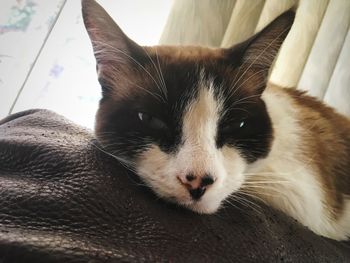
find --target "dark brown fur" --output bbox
[282,87,350,218]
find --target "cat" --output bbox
[82,0,350,241]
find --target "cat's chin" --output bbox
[182,199,222,214]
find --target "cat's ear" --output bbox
[225,11,295,94]
[82,0,144,92]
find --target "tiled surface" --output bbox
[0,0,66,118]
[11,0,100,128]
[1,0,173,128]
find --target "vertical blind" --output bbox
[160,0,350,117]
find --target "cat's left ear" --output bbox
[82,0,145,93]
[224,11,295,94]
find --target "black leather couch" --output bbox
[0,110,349,262]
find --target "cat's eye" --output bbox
[138,112,168,130]
[222,120,246,134]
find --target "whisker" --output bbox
[142,46,168,100]
[92,40,166,102]
[228,193,262,215]
[155,47,168,99]
[236,190,268,205]
[226,68,267,103]
[230,26,291,94]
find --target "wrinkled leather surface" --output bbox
[0,110,349,262]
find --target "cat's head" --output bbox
[82,0,294,213]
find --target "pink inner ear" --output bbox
[227,12,294,65]
[82,0,150,99]
[223,11,294,95]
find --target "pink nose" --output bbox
[177,173,215,200]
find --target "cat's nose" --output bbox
[189,187,206,200]
[179,173,215,187]
[177,173,215,199]
[201,175,215,186]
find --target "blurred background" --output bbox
[0,0,173,128]
[1,0,349,129]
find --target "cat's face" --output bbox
[82,0,294,213]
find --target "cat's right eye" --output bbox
[222,120,247,134]
[137,112,168,131]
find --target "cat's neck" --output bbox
[246,85,350,240]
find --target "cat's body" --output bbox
[82,0,350,240]
[254,85,350,240]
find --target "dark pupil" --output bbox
[223,121,245,133]
[140,113,166,130]
[142,113,152,122]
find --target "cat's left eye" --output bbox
[222,120,246,134]
[138,112,168,130]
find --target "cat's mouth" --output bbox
[157,186,219,214]
[164,180,221,214]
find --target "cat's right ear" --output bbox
[224,11,294,95]
[82,0,144,93]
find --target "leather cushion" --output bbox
[0,109,349,262]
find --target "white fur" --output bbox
[251,87,350,240]
[136,79,349,240]
[137,78,246,214]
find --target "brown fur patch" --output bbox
[145,46,224,61]
[274,85,350,219]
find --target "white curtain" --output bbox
[160,0,350,117]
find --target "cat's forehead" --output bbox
[136,46,255,106]
[138,46,236,88]
[102,46,259,116]
[144,46,225,62]
[141,45,253,93]
[102,44,260,113]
